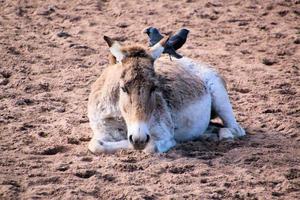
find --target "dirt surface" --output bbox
[1,0,300,199]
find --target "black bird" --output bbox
[143,27,163,47]
[168,28,189,51]
[143,27,189,59]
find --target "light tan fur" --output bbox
[89,45,206,122]
[155,58,206,110]
[88,36,245,153]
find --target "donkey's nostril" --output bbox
[129,135,134,144]
[146,134,150,143]
[128,134,150,146]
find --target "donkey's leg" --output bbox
[142,137,176,153]
[88,127,131,154]
[88,138,131,154]
[88,120,129,154]
[208,76,246,140]
[143,119,177,153]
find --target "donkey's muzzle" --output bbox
[129,134,150,150]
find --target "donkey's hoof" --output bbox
[88,139,106,154]
[219,128,235,141]
[143,146,157,154]
[232,124,246,137]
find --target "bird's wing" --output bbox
[149,34,163,46]
[164,46,183,59]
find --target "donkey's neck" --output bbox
[91,64,123,119]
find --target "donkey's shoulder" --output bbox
[91,63,122,92]
[155,57,206,110]
[89,63,123,109]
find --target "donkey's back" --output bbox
[154,56,222,141]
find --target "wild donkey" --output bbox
[88,36,245,154]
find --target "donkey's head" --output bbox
[104,35,169,150]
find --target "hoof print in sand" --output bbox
[120,157,137,163]
[101,174,116,182]
[262,58,277,65]
[167,165,194,174]
[243,156,260,165]
[15,98,34,106]
[67,137,80,145]
[285,168,300,180]
[74,170,97,179]
[40,146,67,155]
[113,163,143,172]
[56,164,69,172]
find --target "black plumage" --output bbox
[143,27,163,47]
[143,27,190,59]
[163,44,183,59]
[168,28,189,51]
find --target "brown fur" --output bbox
[118,46,156,122]
[89,63,122,110]
[108,54,117,65]
[91,44,206,125]
[155,57,206,110]
[121,45,153,59]
[108,45,152,65]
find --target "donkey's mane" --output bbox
[121,45,151,59]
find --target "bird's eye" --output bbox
[121,86,129,93]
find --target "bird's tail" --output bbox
[165,47,183,59]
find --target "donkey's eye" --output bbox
[150,86,157,93]
[121,86,129,93]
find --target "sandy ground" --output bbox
[0,0,300,199]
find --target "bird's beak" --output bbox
[142,27,150,34]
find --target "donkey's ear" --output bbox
[103,36,124,62]
[149,35,170,60]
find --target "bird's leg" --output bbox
[169,54,173,61]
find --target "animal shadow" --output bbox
[169,124,251,161]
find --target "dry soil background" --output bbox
[0,0,300,199]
